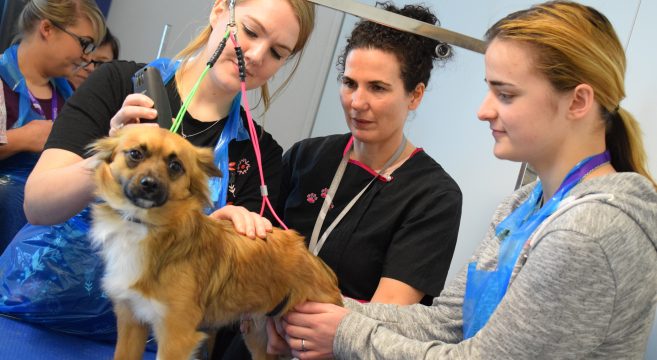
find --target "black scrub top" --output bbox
[280,134,462,305]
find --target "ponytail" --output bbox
[605,107,656,190]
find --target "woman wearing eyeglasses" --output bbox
[0,0,106,251]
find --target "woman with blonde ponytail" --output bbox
[266,2,657,359]
[1,0,315,343]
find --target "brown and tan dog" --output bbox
[88,126,342,360]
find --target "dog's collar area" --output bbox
[110,207,146,225]
[124,215,145,225]
[266,293,291,318]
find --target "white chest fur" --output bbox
[90,216,166,324]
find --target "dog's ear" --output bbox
[196,147,222,179]
[86,136,120,166]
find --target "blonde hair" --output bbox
[485,1,655,190]
[175,0,315,112]
[18,0,106,45]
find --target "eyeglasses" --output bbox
[51,22,96,55]
[81,59,107,68]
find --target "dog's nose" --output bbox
[140,176,159,193]
[124,175,168,208]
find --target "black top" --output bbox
[46,60,282,213]
[279,134,462,305]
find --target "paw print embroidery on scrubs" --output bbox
[237,158,250,175]
[307,190,334,208]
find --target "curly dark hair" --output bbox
[336,1,453,92]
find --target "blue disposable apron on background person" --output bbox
[0,44,74,249]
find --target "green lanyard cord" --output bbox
[169,29,231,134]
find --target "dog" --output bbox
[89,126,342,360]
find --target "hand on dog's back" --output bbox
[209,205,273,240]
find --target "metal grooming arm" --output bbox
[307,0,486,54]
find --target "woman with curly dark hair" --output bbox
[279,1,462,307]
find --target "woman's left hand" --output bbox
[209,205,273,239]
[282,302,349,359]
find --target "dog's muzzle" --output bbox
[124,174,169,208]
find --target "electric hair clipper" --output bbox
[132,66,173,129]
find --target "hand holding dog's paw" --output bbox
[209,205,273,239]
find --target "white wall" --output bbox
[310,1,656,358]
[106,0,211,62]
[624,1,657,356]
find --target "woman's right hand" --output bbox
[209,205,273,239]
[108,93,159,136]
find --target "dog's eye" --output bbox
[126,149,144,162]
[168,160,184,175]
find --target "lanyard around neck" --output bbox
[26,86,57,120]
[0,45,72,127]
[308,136,407,256]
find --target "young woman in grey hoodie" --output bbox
[268,1,657,359]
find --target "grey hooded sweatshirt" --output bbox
[335,173,657,359]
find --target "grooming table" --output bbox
[0,315,156,359]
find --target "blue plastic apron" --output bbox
[462,151,611,339]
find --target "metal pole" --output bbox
[307,0,486,54]
[156,24,171,58]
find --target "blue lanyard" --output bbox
[462,151,611,339]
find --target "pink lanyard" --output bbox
[308,136,407,256]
